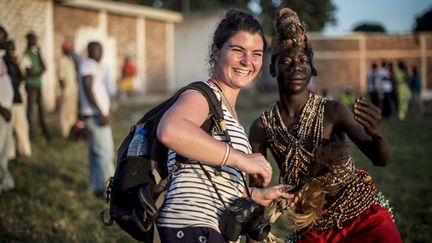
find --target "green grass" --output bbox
[0,92,431,242]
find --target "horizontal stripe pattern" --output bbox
[157,81,252,231]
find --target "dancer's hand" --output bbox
[251,184,298,207]
[353,97,384,138]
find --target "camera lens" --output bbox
[244,215,271,241]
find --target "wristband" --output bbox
[220,143,230,167]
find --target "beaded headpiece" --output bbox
[271,8,317,76]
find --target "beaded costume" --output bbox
[261,94,395,237]
[262,6,401,243]
[262,92,326,186]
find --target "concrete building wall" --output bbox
[174,13,222,89]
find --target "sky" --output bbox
[323,0,432,35]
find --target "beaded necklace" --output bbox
[210,79,239,121]
[261,93,327,185]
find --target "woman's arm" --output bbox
[157,91,273,185]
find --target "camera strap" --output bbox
[198,153,252,210]
[196,85,253,208]
[198,162,228,209]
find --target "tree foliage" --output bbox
[261,0,337,33]
[413,7,432,32]
[353,23,386,33]
[113,0,337,34]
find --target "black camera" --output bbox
[219,197,271,241]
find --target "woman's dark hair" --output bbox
[208,9,267,74]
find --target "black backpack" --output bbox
[100,81,228,242]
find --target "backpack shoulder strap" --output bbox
[179,81,223,118]
[179,81,230,141]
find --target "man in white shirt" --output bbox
[379,61,395,117]
[367,63,381,108]
[79,41,114,198]
[0,25,15,194]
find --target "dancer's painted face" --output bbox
[271,47,312,94]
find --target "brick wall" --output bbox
[52,4,173,94]
[426,37,432,50]
[311,39,359,51]
[0,0,56,109]
[366,35,419,50]
[308,33,432,97]
[0,0,49,55]
[313,59,360,94]
[107,13,137,78]
[145,19,167,93]
[261,33,432,98]
[53,5,98,64]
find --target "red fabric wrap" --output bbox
[299,203,402,243]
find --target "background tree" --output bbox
[114,0,337,34]
[413,7,432,32]
[260,0,336,34]
[353,22,386,33]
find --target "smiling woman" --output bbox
[155,9,297,243]
[211,31,263,92]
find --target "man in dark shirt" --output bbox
[3,40,31,157]
[22,31,50,140]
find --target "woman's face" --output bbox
[271,47,312,95]
[212,31,264,89]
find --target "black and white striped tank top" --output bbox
[156,81,252,231]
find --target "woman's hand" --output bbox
[353,97,384,139]
[251,184,298,207]
[232,152,273,186]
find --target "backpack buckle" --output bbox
[105,177,114,203]
[100,209,113,226]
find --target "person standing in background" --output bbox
[409,65,423,118]
[388,62,399,114]
[367,63,381,109]
[79,41,114,198]
[118,56,138,103]
[379,61,394,118]
[3,40,32,158]
[21,31,51,140]
[340,86,356,110]
[0,25,15,194]
[58,41,78,138]
[394,60,412,121]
